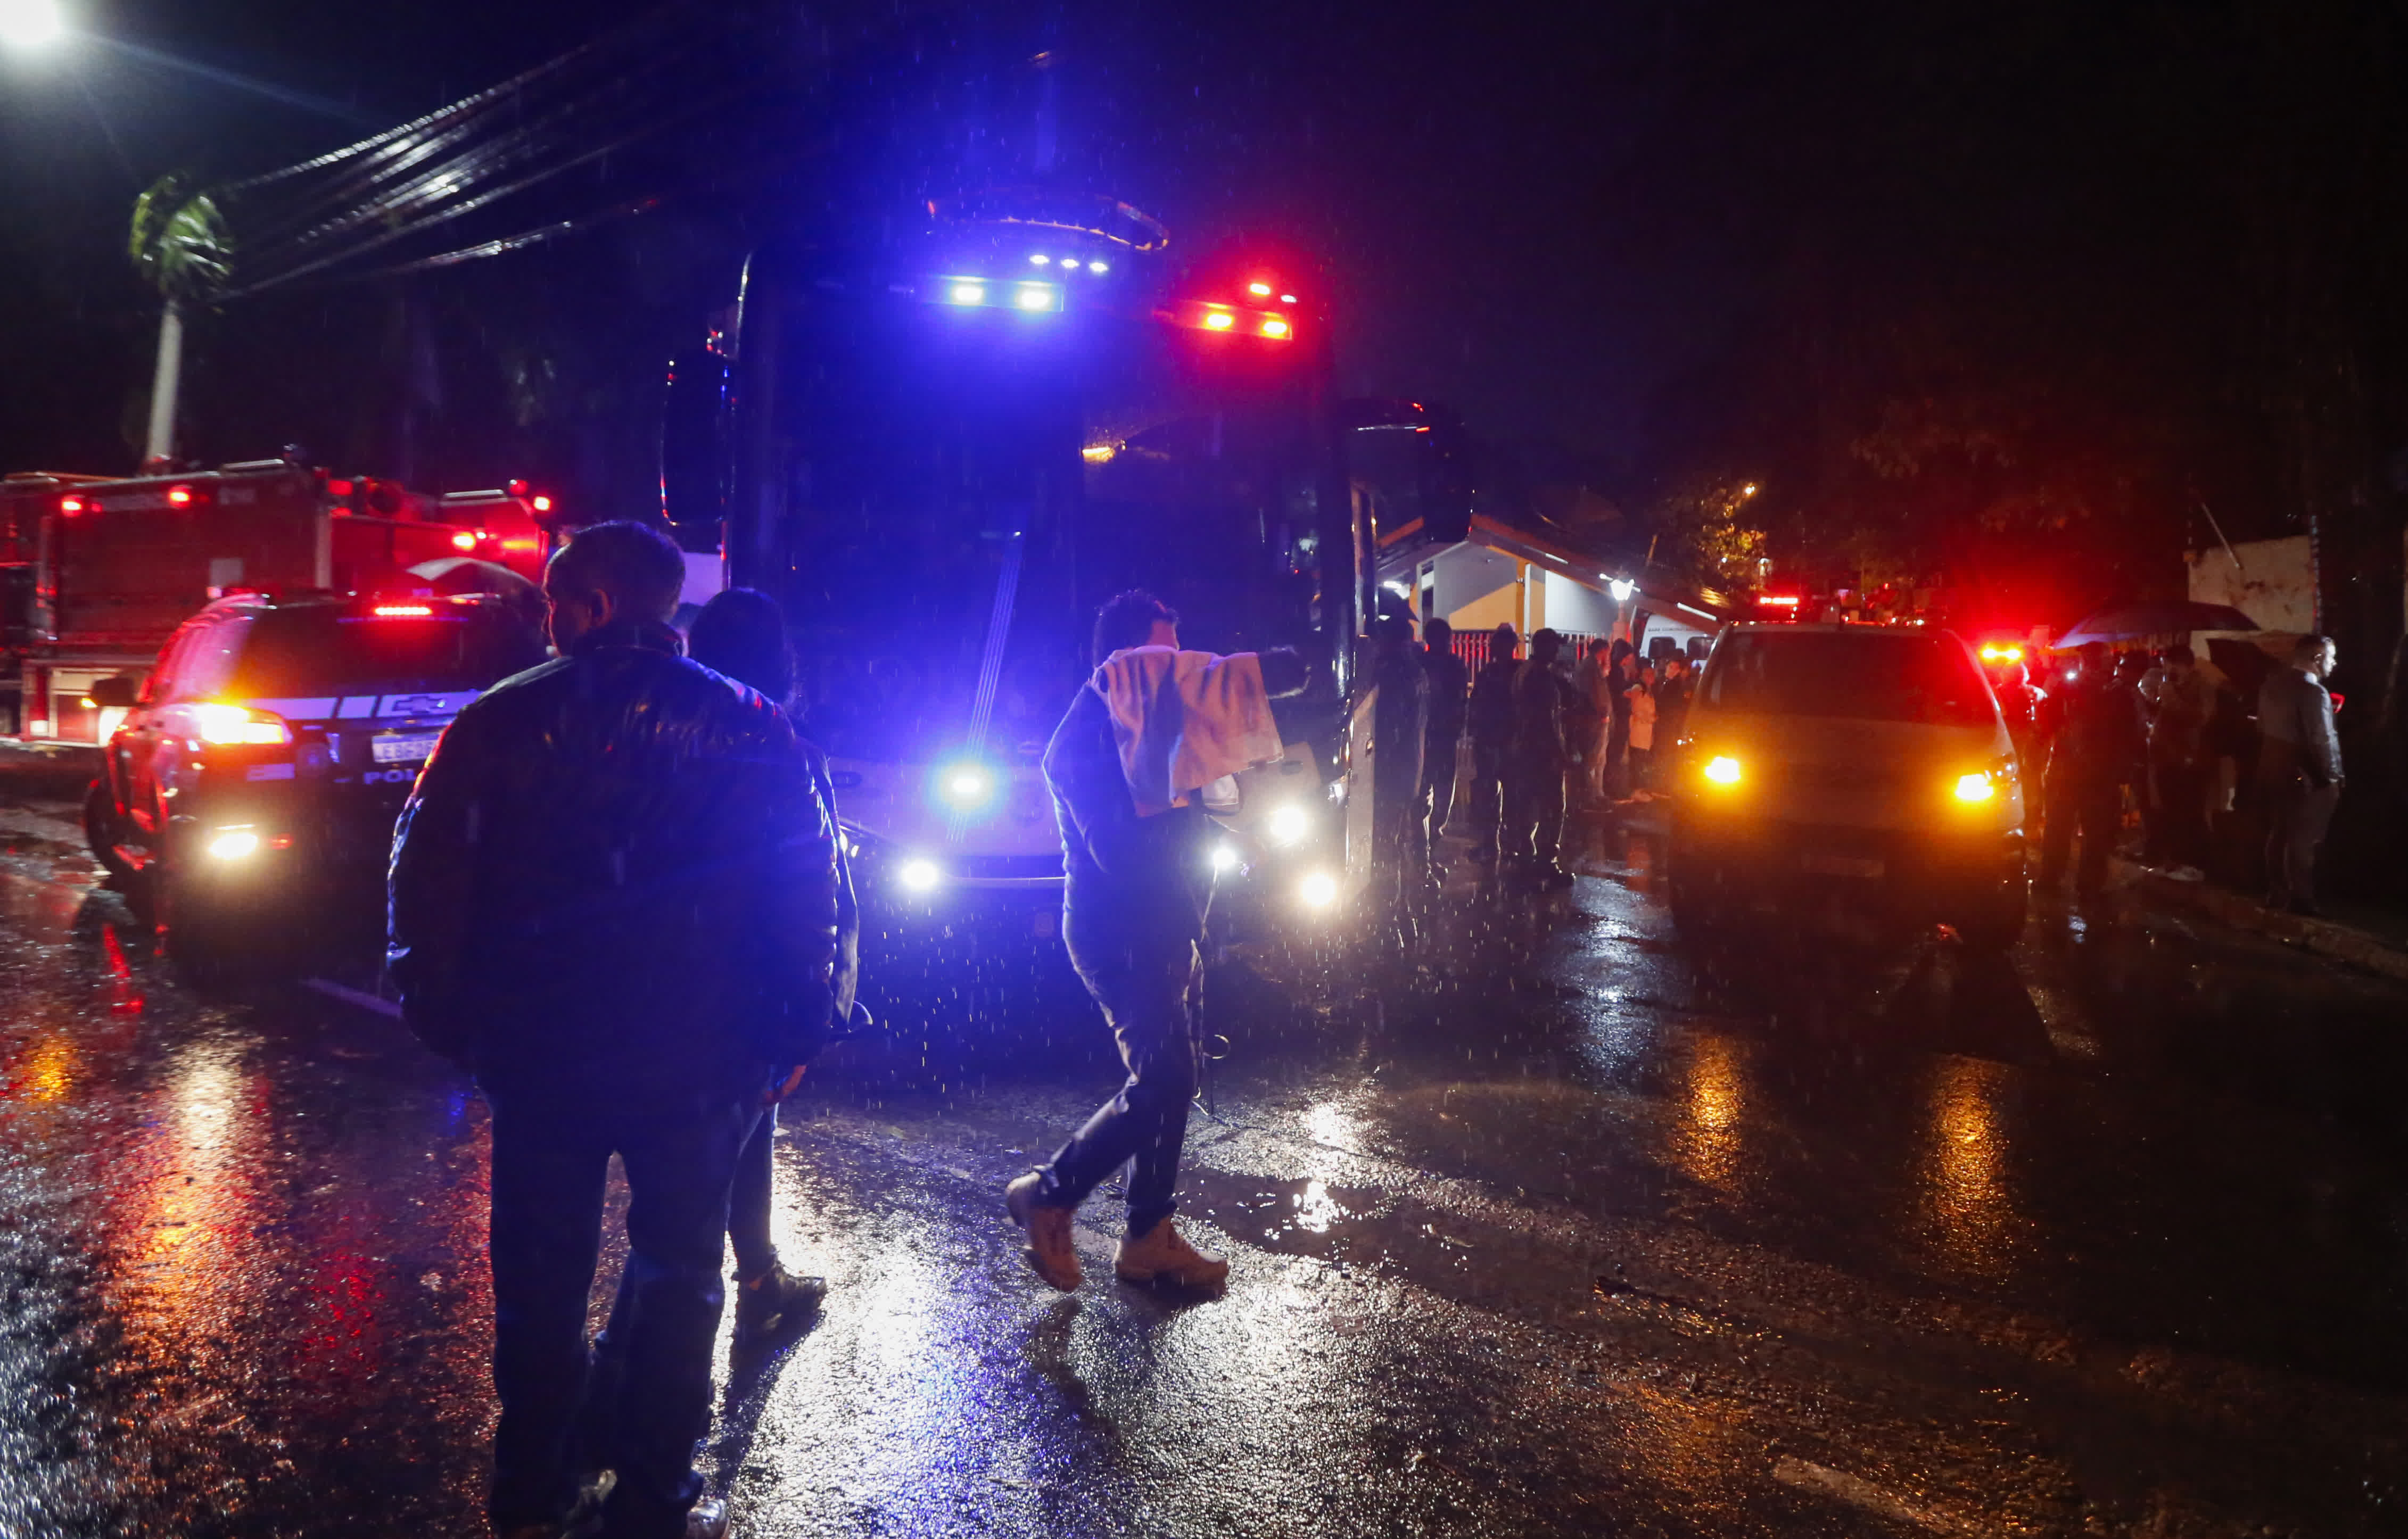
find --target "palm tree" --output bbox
[128,173,232,469]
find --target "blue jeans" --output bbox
[1033,939,1199,1237]
[483,1079,761,1538]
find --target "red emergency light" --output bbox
[58,495,87,516]
[450,530,482,552]
[370,603,435,618]
[1758,594,1801,608]
[166,484,195,508]
[1978,642,2025,666]
[530,494,552,514]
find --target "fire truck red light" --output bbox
[1248,281,1273,296]
[372,604,434,618]
[531,494,553,512]
[451,531,479,551]
[166,485,194,507]
[59,496,85,515]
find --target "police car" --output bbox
[83,590,547,964]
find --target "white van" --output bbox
[1666,623,2028,949]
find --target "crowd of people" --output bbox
[1363,616,1699,897]
[2013,634,2345,914]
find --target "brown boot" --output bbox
[1113,1219,1230,1291]
[1004,1172,1082,1290]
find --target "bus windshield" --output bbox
[764,242,1330,764]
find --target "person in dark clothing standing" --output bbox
[1503,628,1580,889]
[1464,624,1521,868]
[1603,638,1636,797]
[682,587,861,1349]
[1367,615,1430,919]
[2139,647,2217,872]
[389,523,838,1539]
[2037,642,2147,897]
[1005,591,1306,1294]
[2257,633,2344,914]
[1654,655,1693,752]
[1416,618,1470,871]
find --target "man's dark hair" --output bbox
[688,587,794,706]
[1093,590,1178,662]
[1530,627,1565,662]
[1423,618,1453,648]
[1370,615,1414,651]
[549,521,687,622]
[1490,623,1519,658]
[2293,633,2335,668]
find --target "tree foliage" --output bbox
[128,175,234,307]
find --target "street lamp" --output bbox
[0,0,63,51]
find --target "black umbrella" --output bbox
[2056,599,2261,646]
[405,557,541,604]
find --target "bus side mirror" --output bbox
[661,350,733,531]
[88,676,139,710]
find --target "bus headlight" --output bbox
[935,761,997,812]
[1267,804,1312,846]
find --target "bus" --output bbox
[660,190,1373,1006]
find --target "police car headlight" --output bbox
[206,829,261,860]
[898,857,943,892]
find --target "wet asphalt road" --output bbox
[3,759,2406,1538]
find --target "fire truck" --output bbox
[0,461,554,744]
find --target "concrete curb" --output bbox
[2108,857,2408,984]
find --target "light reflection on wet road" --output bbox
[3,774,2406,1536]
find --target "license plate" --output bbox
[1802,850,1885,879]
[372,731,443,765]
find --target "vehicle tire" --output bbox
[155,863,242,985]
[1954,872,2029,954]
[84,778,133,884]
[1666,845,1727,935]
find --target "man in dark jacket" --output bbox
[1368,614,1429,870]
[2258,633,2344,914]
[1464,624,1521,867]
[1415,618,1470,871]
[389,522,837,1539]
[2038,642,2147,897]
[1503,627,1580,889]
[1005,591,1305,1295]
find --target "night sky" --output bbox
[6,2,2406,633]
